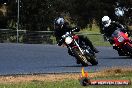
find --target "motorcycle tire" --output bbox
[85,53,98,65]
[89,57,98,65]
[124,43,132,56]
[72,48,89,66]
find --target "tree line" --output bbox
[0,0,131,31]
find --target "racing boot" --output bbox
[76,60,81,64]
[118,51,125,56]
[68,49,81,64]
[93,47,99,53]
[118,50,125,56]
[68,49,74,56]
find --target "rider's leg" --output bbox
[68,48,74,56]
[79,35,99,53]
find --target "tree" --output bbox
[4,0,132,30]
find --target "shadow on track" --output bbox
[100,56,132,59]
[58,64,97,67]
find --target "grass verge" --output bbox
[0,67,132,88]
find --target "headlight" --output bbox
[65,36,73,44]
[118,36,124,42]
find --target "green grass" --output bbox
[85,34,111,46]
[51,24,112,46]
[0,72,131,88]
[76,25,111,46]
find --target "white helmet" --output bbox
[102,16,111,27]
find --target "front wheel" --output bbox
[72,48,89,66]
[124,43,132,56]
[84,48,98,65]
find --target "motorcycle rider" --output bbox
[114,1,125,23]
[101,16,129,55]
[101,16,129,42]
[113,0,132,33]
[54,17,99,57]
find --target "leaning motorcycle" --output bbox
[59,29,98,66]
[111,29,132,56]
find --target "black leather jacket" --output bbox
[102,21,127,38]
[54,23,73,42]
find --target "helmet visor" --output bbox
[102,21,108,26]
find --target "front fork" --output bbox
[67,40,86,55]
[74,40,85,55]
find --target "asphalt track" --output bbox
[0,43,132,75]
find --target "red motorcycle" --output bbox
[60,29,98,66]
[111,29,132,56]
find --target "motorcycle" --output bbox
[59,28,98,66]
[111,29,132,56]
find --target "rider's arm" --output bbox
[113,21,127,33]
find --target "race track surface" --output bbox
[0,43,132,75]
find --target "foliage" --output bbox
[0,0,131,31]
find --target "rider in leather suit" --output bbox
[54,17,99,57]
